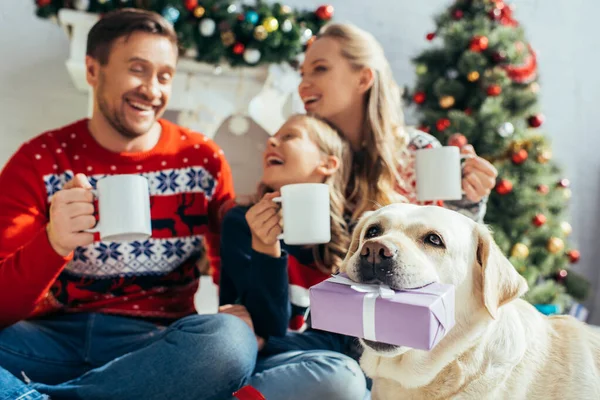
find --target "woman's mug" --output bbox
[272,183,331,245]
[415,146,471,202]
[85,174,152,242]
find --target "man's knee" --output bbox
[169,314,257,380]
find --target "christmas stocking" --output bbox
[248,63,301,135]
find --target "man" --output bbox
[0,9,256,400]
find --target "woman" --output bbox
[219,114,367,400]
[298,23,498,222]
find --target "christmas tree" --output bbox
[406,0,589,314]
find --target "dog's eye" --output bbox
[365,225,382,239]
[424,233,445,248]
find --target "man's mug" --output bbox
[273,183,331,245]
[415,146,470,202]
[86,175,152,242]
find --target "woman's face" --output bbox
[299,37,364,121]
[261,117,329,191]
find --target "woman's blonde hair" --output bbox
[251,114,352,274]
[316,23,409,219]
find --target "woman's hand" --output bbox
[246,192,283,258]
[219,304,265,351]
[460,145,498,203]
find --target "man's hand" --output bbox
[219,304,265,351]
[46,173,96,256]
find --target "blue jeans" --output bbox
[245,330,369,400]
[0,313,257,400]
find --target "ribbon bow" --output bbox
[328,274,396,341]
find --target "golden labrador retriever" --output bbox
[341,203,600,400]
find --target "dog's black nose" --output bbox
[360,241,397,265]
[358,241,397,282]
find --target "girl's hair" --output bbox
[251,114,352,274]
[316,23,409,219]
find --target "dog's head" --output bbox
[341,203,528,356]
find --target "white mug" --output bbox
[273,183,331,245]
[86,175,152,242]
[415,146,469,202]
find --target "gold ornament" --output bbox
[529,82,540,93]
[221,31,235,47]
[467,71,480,82]
[560,221,573,236]
[280,5,292,14]
[563,188,572,200]
[511,243,530,259]
[416,64,428,75]
[537,150,552,164]
[547,237,565,254]
[193,6,205,18]
[262,17,279,33]
[439,96,455,109]
[254,26,268,41]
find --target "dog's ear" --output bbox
[340,211,374,272]
[476,224,528,319]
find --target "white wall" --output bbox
[2,0,600,322]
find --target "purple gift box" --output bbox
[309,274,455,350]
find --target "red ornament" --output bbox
[233,43,245,55]
[557,178,570,188]
[567,249,581,264]
[512,149,528,164]
[493,51,507,63]
[537,184,549,194]
[495,179,513,195]
[452,9,464,20]
[464,108,473,116]
[500,3,519,27]
[532,214,547,227]
[469,36,489,52]
[489,8,502,20]
[413,91,426,104]
[238,14,245,21]
[418,125,431,133]
[426,32,436,41]
[436,118,451,131]
[556,269,568,282]
[184,0,198,11]
[37,0,51,5]
[448,133,468,148]
[487,85,502,96]
[528,114,544,128]
[315,5,334,20]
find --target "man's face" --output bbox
[86,32,177,138]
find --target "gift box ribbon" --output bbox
[328,274,395,341]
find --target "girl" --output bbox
[299,23,498,222]
[219,114,368,399]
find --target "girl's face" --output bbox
[261,117,337,191]
[299,37,365,121]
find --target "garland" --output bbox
[34,0,334,67]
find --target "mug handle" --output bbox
[83,190,100,234]
[459,153,475,195]
[272,197,284,240]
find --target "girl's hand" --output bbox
[219,304,265,351]
[246,192,283,258]
[460,145,498,203]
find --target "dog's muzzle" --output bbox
[359,241,398,282]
